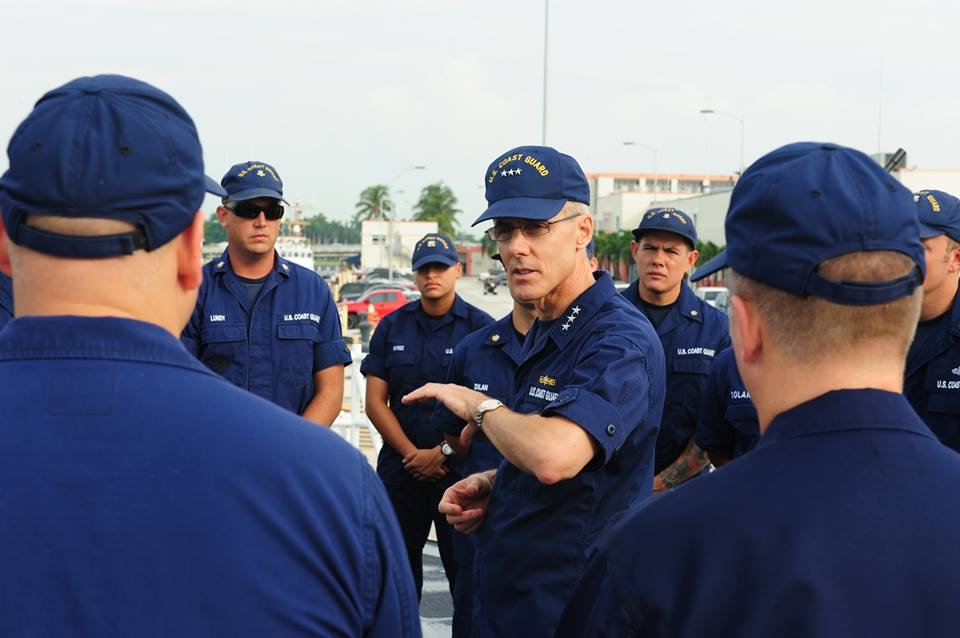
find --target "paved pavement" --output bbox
[456,274,514,319]
[421,541,454,637]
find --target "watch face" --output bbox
[441,442,454,457]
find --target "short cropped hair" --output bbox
[728,251,921,362]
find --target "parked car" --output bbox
[338,288,418,329]
[713,290,731,316]
[694,285,728,308]
[337,281,370,302]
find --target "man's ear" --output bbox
[630,240,641,263]
[949,244,960,274]
[177,211,205,291]
[730,293,763,365]
[0,216,12,277]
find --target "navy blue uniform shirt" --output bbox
[622,280,730,473]
[0,316,420,637]
[360,295,493,484]
[0,272,11,330]
[473,272,665,638]
[694,347,759,460]
[432,312,525,637]
[559,389,960,638]
[182,250,351,415]
[434,312,524,486]
[904,291,960,451]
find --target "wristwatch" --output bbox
[441,442,455,457]
[474,398,504,430]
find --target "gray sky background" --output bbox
[1,0,956,231]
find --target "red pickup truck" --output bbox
[338,288,419,328]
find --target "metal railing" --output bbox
[330,342,383,455]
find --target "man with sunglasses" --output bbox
[405,145,665,637]
[182,162,351,425]
[623,209,730,492]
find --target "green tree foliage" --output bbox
[354,184,393,224]
[594,230,634,262]
[695,240,722,266]
[204,215,226,244]
[413,182,461,237]
[300,213,360,244]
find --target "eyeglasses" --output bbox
[225,200,285,220]
[487,212,582,242]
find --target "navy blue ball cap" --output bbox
[692,142,924,305]
[472,145,590,226]
[412,232,459,271]
[220,161,288,204]
[915,189,960,243]
[632,207,697,247]
[0,74,223,258]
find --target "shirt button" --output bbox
[606,424,616,436]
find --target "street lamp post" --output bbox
[699,109,744,174]
[387,165,426,281]
[622,141,659,201]
[542,0,550,145]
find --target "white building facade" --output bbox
[361,219,438,271]
[588,172,738,233]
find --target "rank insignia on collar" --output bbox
[561,306,581,332]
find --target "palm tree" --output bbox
[413,182,460,237]
[354,185,394,224]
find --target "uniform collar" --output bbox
[404,294,469,319]
[906,290,960,377]
[528,271,618,353]
[623,279,704,324]
[950,288,960,337]
[757,389,934,448]
[0,274,11,317]
[483,312,526,365]
[0,316,213,375]
[212,249,291,280]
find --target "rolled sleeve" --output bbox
[314,339,353,372]
[694,355,734,456]
[359,321,389,379]
[312,288,352,371]
[544,387,626,462]
[542,335,653,464]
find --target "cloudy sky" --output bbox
[1,0,955,230]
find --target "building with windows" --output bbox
[361,220,437,271]
[588,171,738,233]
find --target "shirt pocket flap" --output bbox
[927,392,960,415]
[200,324,245,343]
[385,351,417,368]
[277,321,320,341]
[724,403,758,423]
[672,356,712,375]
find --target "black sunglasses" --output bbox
[226,200,285,220]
